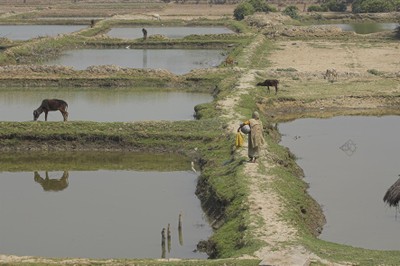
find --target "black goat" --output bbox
[33,99,68,122]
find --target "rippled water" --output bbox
[279,116,400,250]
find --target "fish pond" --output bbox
[324,22,397,34]
[0,25,87,40]
[43,48,226,74]
[107,26,235,39]
[279,116,400,250]
[0,151,211,259]
[0,88,212,122]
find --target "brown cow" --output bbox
[256,79,279,95]
[33,99,68,122]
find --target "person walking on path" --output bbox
[237,111,265,163]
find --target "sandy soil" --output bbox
[268,40,400,74]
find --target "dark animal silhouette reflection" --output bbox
[34,171,69,192]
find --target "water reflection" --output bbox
[34,171,69,192]
[279,116,400,250]
[0,151,211,259]
[0,25,87,40]
[43,49,226,74]
[0,88,212,122]
[327,23,397,34]
[107,26,235,39]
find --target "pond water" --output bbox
[107,26,235,39]
[279,116,400,250]
[326,23,397,34]
[0,88,212,122]
[0,151,211,259]
[0,25,87,40]
[44,49,226,74]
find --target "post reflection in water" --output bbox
[142,49,148,68]
[34,171,69,192]
[0,151,211,259]
[160,213,184,258]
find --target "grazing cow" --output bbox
[256,79,279,95]
[324,68,338,81]
[33,99,68,122]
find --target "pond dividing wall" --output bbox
[279,116,400,250]
[0,151,211,259]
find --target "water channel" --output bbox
[107,26,235,39]
[0,151,211,259]
[0,25,87,40]
[279,116,400,250]
[43,49,226,74]
[0,88,212,122]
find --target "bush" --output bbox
[307,5,328,12]
[248,0,273,12]
[233,2,255,20]
[323,0,347,12]
[283,5,299,19]
[352,0,396,13]
[395,24,400,39]
[233,0,274,20]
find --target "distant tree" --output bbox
[283,5,299,19]
[323,0,347,11]
[233,2,255,20]
[352,0,396,13]
[308,5,329,12]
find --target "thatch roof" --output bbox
[383,177,400,207]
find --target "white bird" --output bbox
[125,45,130,49]
[191,162,197,173]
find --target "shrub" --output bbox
[323,0,347,12]
[395,24,400,39]
[233,2,255,20]
[307,5,328,12]
[283,5,299,19]
[248,0,273,12]
[352,0,396,13]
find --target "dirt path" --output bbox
[217,34,323,266]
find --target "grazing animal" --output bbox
[224,56,238,66]
[256,79,279,94]
[324,68,338,81]
[33,99,68,122]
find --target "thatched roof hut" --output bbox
[383,177,400,207]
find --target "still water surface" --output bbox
[0,152,211,259]
[279,116,400,250]
[0,25,87,40]
[326,23,397,34]
[107,26,235,39]
[44,49,226,74]
[0,88,212,122]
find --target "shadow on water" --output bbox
[0,151,211,259]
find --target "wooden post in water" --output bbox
[178,212,183,246]
[161,228,166,258]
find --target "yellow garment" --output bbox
[235,132,244,148]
